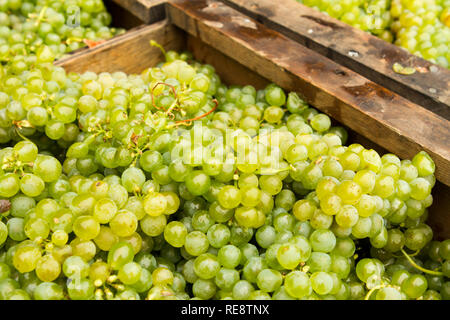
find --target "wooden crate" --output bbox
[56,0,450,239]
[220,0,450,121]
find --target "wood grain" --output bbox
[220,0,450,120]
[55,21,185,74]
[111,0,166,24]
[166,0,450,188]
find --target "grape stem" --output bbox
[150,40,166,56]
[364,284,385,300]
[400,248,443,276]
[150,82,178,111]
[392,249,420,258]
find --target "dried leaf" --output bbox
[13,120,34,128]
[130,132,142,145]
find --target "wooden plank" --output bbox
[111,0,166,24]
[220,0,450,120]
[55,20,185,74]
[167,0,450,187]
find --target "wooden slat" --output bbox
[55,21,185,74]
[220,0,450,120]
[111,0,166,23]
[167,0,450,187]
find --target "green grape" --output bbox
[215,268,239,291]
[232,280,254,300]
[193,253,220,280]
[310,272,334,295]
[35,255,60,282]
[293,199,316,221]
[310,229,336,253]
[143,192,167,217]
[164,221,187,248]
[33,282,64,300]
[13,245,41,273]
[118,262,142,285]
[93,198,117,224]
[0,173,20,198]
[121,167,145,193]
[67,278,94,300]
[207,224,230,248]
[256,269,282,293]
[337,180,362,205]
[307,252,332,273]
[63,256,89,279]
[110,210,137,238]
[284,271,312,298]
[218,185,242,209]
[401,274,428,299]
[218,245,241,269]
[185,171,210,196]
[193,279,216,300]
[107,242,134,270]
[276,243,301,269]
[73,215,100,240]
[140,214,166,237]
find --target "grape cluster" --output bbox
[298,0,450,68]
[0,44,448,300]
[0,0,124,62]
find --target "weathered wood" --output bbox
[427,182,450,241]
[220,0,450,120]
[110,0,166,24]
[56,21,185,74]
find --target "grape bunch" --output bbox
[0,0,125,62]
[0,43,448,300]
[298,0,450,69]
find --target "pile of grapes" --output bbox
[0,39,449,300]
[0,0,124,62]
[298,0,450,69]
